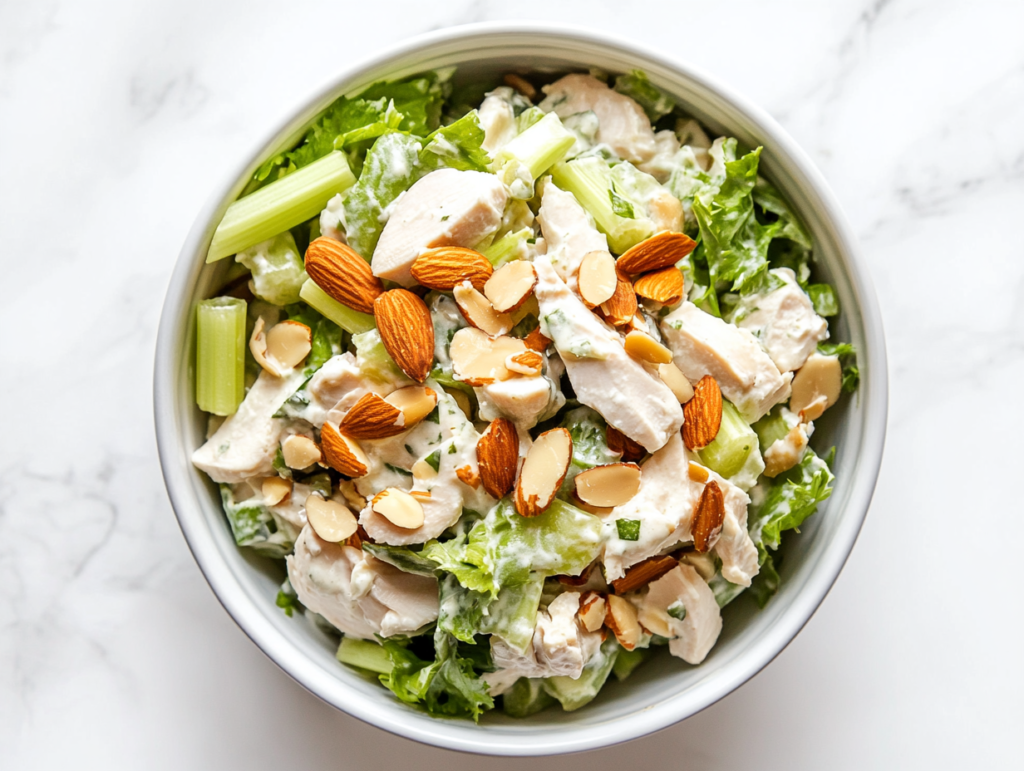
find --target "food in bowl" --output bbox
[190,67,858,721]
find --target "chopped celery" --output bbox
[207,151,356,263]
[235,231,307,306]
[336,637,394,675]
[699,400,758,478]
[494,112,575,198]
[481,227,532,266]
[196,297,246,415]
[612,646,650,681]
[503,678,555,718]
[753,406,792,452]
[299,278,376,334]
[543,638,619,711]
[551,157,653,253]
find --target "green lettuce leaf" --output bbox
[613,70,676,122]
[420,111,490,172]
[749,448,834,552]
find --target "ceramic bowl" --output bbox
[154,22,888,756]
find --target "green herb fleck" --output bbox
[425,449,442,472]
[616,519,641,541]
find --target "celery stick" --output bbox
[699,400,758,478]
[299,278,376,335]
[196,297,247,416]
[336,637,393,675]
[497,112,575,180]
[753,406,791,452]
[481,227,531,266]
[207,151,356,263]
[551,157,653,253]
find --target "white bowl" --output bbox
[154,22,888,756]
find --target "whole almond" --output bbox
[606,425,645,463]
[634,266,684,305]
[610,554,679,595]
[616,231,697,275]
[476,417,519,499]
[319,422,369,478]
[305,237,383,314]
[340,392,407,439]
[598,270,638,326]
[682,375,723,451]
[692,479,725,553]
[411,246,493,291]
[521,327,552,353]
[373,289,435,383]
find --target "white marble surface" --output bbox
[2,1,1022,767]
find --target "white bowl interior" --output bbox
[154,24,887,756]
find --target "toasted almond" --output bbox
[304,237,383,314]
[281,434,322,469]
[476,417,520,499]
[248,316,280,376]
[579,591,607,633]
[574,463,642,508]
[634,266,684,305]
[374,289,435,383]
[340,392,406,439]
[763,423,810,478]
[605,594,642,651]
[454,280,513,336]
[484,260,537,313]
[790,353,842,419]
[319,422,369,478]
[450,327,527,386]
[688,461,709,483]
[610,554,679,595]
[343,524,369,549]
[338,479,367,511]
[692,480,725,553]
[408,490,433,502]
[371,488,424,529]
[623,330,673,364]
[505,350,543,377]
[305,494,358,542]
[411,246,493,291]
[616,231,697,274]
[521,327,551,353]
[682,375,723,451]
[444,387,474,420]
[577,250,617,307]
[384,386,438,426]
[262,476,293,506]
[455,465,481,489]
[638,606,674,639]
[266,320,312,369]
[503,72,536,99]
[598,271,638,326]
[570,491,615,516]
[625,313,649,335]
[659,362,694,403]
[514,427,573,517]
[606,425,646,463]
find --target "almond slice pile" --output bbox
[449,327,528,386]
[574,463,642,508]
[454,280,513,336]
[514,427,573,517]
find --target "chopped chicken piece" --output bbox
[637,129,682,183]
[539,74,657,163]
[372,169,508,286]
[478,93,518,154]
[639,564,722,665]
[661,302,792,423]
[476,356,565,430]
[534,256,682,452]
[536,181,609,286]
[192,369,306,484]
[304,352,375,427]
[734,268,829,373]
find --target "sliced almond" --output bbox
[682,375,723,451]
[262,476,293,506]
[578,591,607,633]
[408,490,433,502]
[340,392,406,439]
[266,320,312,369]
[305,494,358,542]
[658,362,694,403]
[503,72,537,100]
[687,461,709,483]
[633,266,684,305]
[691,480,725,553]
[605,594,642,651]
[505,350,543,377]
[599,270,639,327]
[281,434,322,469]
[384,386,438,426]
[455,465,482,489]
[412,457,439,480]
[411,246,493,291]
[638,606,676,638]
[371,488,425,530]
[449,327,527,386]
[570,491,614,516]
[305,237,383,314]
[249,316,280,377]
[625,313,649,335]
[606,425,645,463]
[616,231,697,275]
[610,555,679,595]
[454,280,513,336]
[623,330,673,364]
[514,427,573,517]
[338,479,367,511]
[577,250,618,307]
[790,353,842,420]
[319,422,369,478]
[763,423,809,478]
[484,260,537,313]
[574,463,642,508]
[521,327,551,353]
[476,417,520,499]
[373,288,435,383]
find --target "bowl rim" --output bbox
[154,21,888,756]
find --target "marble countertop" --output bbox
[2,1,1022,768]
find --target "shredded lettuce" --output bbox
[750,448,834,552]
[613,70,675,122]
[218,484,296,557]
